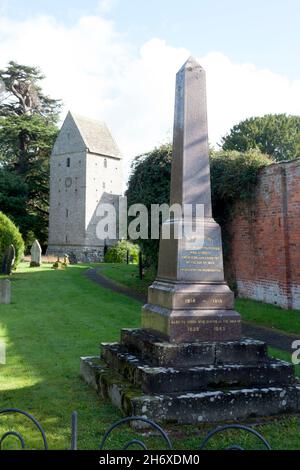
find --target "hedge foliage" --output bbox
[104,240,140,264]
[0,211,25,268]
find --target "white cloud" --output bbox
[0,13,299,183]
[97,0,117,14]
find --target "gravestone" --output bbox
[81,58,300,424]
[30,240,42,267]
[68,252,78,265]
[1,245,15,275]
[0,279,11,304]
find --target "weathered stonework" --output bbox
[0,279,11,304]
[80,328,300,424]
[47,112,123,262]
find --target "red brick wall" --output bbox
[229,159,300,309]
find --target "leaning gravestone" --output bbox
[1,245,15,275]
[30,240,42,267]
[81,57,300,424]
[0,279,11,304]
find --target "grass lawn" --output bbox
[100,263,300,336]
[99,262,155,296]
[1,262,300,450]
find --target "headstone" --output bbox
[68,252,78,265]
[0,279,11,304]
[142,56,241,342]
[1,245,15,275]
[30,240,42,267]
[81,57,300,425]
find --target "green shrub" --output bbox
[210,149,272,226]
[0,211,25,268]
[104,240,140,264]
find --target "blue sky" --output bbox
[1,0,299,78]
[0,0,299,178]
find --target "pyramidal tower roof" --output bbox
[70,112,121,158]
[52,111,122,159]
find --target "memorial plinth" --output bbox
[81,57,300,424]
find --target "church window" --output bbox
[104,158,107,168]
[103,182,106,189]
[66,209,69,218]
[67,157,70,167]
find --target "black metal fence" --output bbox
[0,408,271,450]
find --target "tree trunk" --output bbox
[17,130,28,174]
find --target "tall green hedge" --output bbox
[0,211,25,268]
[104,240,140,264]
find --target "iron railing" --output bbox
[0,408,271,450]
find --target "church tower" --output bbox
[47,111,123,262]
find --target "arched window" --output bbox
[67,157,70,168]
[104,158,107,168]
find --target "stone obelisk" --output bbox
[142,57,241,342]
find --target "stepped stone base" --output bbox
[80,328,300,424]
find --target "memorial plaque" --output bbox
[178,227,224,282]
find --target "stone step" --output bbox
[120,328,268,367]
[80,356,300,425]
[131,385,300,425]
[101,342,295,394]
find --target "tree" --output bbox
[126,144,271,268]
[0,61,59,117]
[221,114,300,162]
[0,61,61,247]
[0,211,25,268]
[126,144,172,267]
[0,168,28,229]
